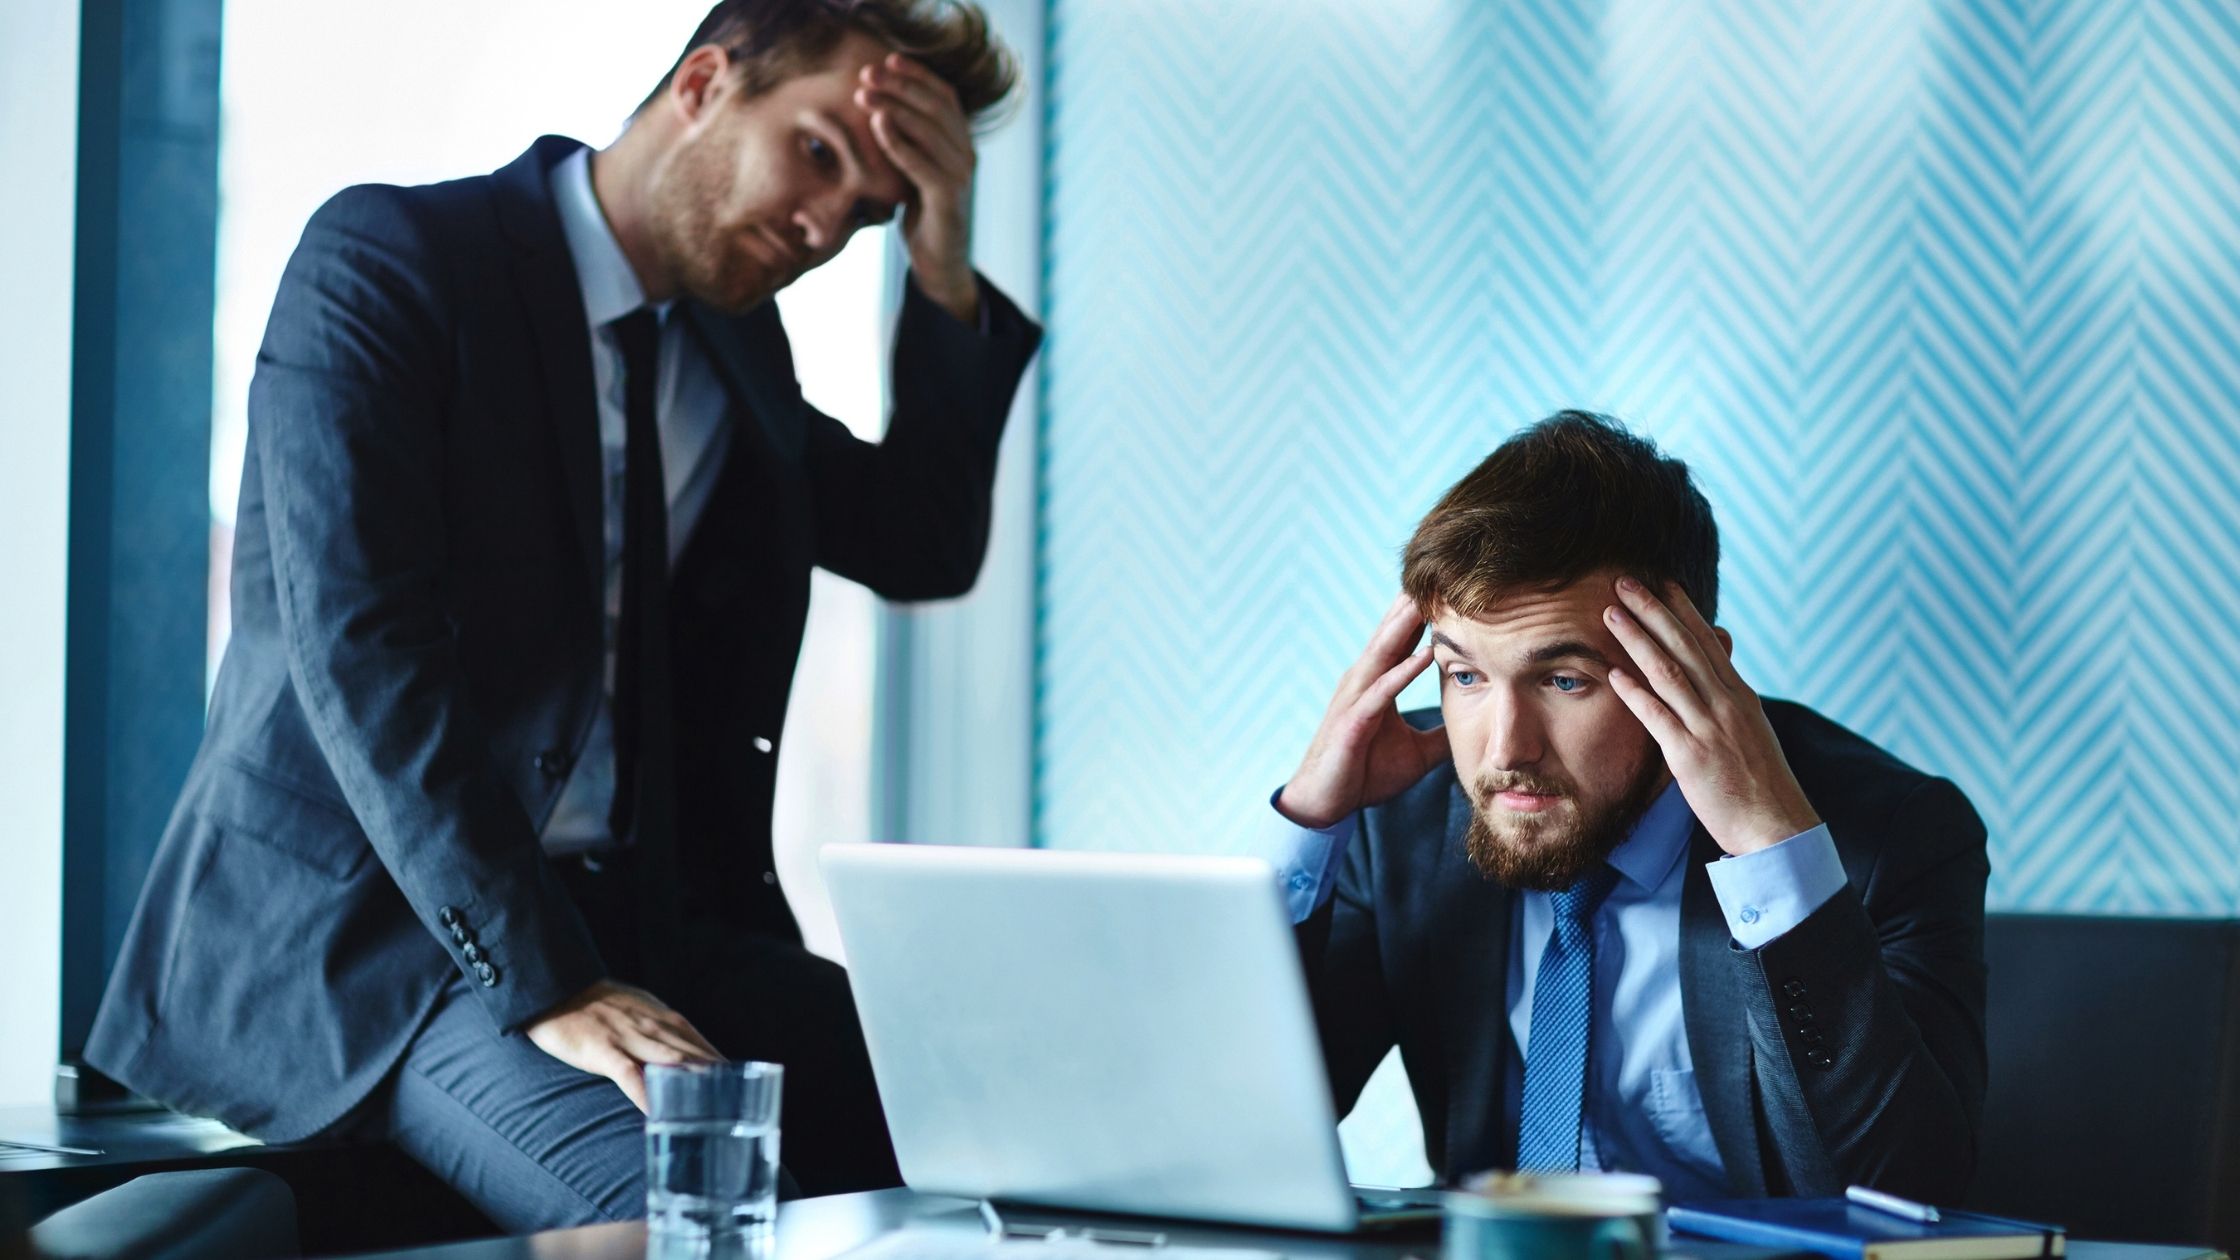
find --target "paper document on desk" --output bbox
[835,1232,1289,1260]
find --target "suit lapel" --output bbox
[1434,781,1516,1179]
[1680,821,1769,1194]
[491,136,604,599]
[683,303,804,471]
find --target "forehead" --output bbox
[1430,575,1624,664]
[750,33,907,185]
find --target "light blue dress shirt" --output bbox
[540,147,736,852]
[1263,780,1848,1198]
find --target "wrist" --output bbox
[1717,811,1823,857]
[1275,784,1346,832]
[914,265,978,323]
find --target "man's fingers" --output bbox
[1360,641,1434,711]
[1660,582,1745,689]
[1344,596,1425,690]
[870,53,965,117]
[865,100,972,186]
[609,1057,651,1113]
[858,64,968,142]
[1607,664,1689,752]
[1614,579,1728,701]
[1605,595,1714,725]
[654,1012,722,1061]
[619,997,722,1061]
[868,111,954,195]
[638,1023,718,1065]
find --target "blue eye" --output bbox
[1446,667,1480,688]
[805,135,837,169]
[1550,675,1585,694]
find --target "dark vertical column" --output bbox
[61,0,222,1063]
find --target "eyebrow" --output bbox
[816,110,898,226]
[1427,629,1475,663]
[1523,640,1613,668]
[1428,631,1611,669]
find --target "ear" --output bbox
[667,44,734,124]
[1713,626,1734,658]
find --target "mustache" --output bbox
[1474,771,1572,800]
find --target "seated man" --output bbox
[1269,412,1987,1202]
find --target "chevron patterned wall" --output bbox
[1037,0,2240,920]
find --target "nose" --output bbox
[1477,690,1544,774]
[794,190,853,255]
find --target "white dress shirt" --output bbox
[539,147,736,852]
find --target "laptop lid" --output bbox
[820,843,1362,1232]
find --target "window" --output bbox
[211,0,891,960]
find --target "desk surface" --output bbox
[344,1190,2231,1260]
[352,1189,1435,1259]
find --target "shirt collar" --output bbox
[1605,778,1693,892]
[549,147,651,329]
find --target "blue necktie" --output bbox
[1516,864,1621,1172]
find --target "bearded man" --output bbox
[1267,412,1989,1203]
[85,0,1039,1229]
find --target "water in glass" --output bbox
[647,1117,781,1236]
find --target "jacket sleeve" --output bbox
[1297,809,1401,1119]
[1733,776,1990,1200]
[253,184,606,1031]
[807,273,1042,598]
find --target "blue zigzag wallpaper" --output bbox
[1037,0,2240,915]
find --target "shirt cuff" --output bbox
[1704,824,1846,949]
[1256,788,1358,923]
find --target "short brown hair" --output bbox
[1402,411,1721,623]
[636,0,1019,127]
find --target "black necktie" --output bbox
[607,308,673,856]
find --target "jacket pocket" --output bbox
[197,756,373,881]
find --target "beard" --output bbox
[1463,754,1669,891]
[644,133,785,314]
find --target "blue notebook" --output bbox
[1668,1199,2057,1260]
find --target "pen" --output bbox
[1846,1184,1941,1224]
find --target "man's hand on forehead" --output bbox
[853,52,980,323]
[1602,578,1822,857]
[1276,592,1453,831]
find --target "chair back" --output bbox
[1969,914,2240,1250]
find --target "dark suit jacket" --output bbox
[86,135,1041,1143]
[1302,700,1989,1201]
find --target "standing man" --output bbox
[87,0,1040,1229]
[1269,413,1988,1201]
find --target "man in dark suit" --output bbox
[1265,413,1988,1202]
[85,0,1040,1229]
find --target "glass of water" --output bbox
[646,1060,783,1240]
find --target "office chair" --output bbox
[1968,914,2240,1250]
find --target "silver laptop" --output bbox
[820,843,1440,1233]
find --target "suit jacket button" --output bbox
[474,961,498,987]
[753,736,774,754]
[535,749,571,778]
[463,942,485,964]
[761,871,778,886]
[1788,1005,1813,1025]
[1782,978,1808,998]
[438,906,459,929]
[450,924,471,945]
